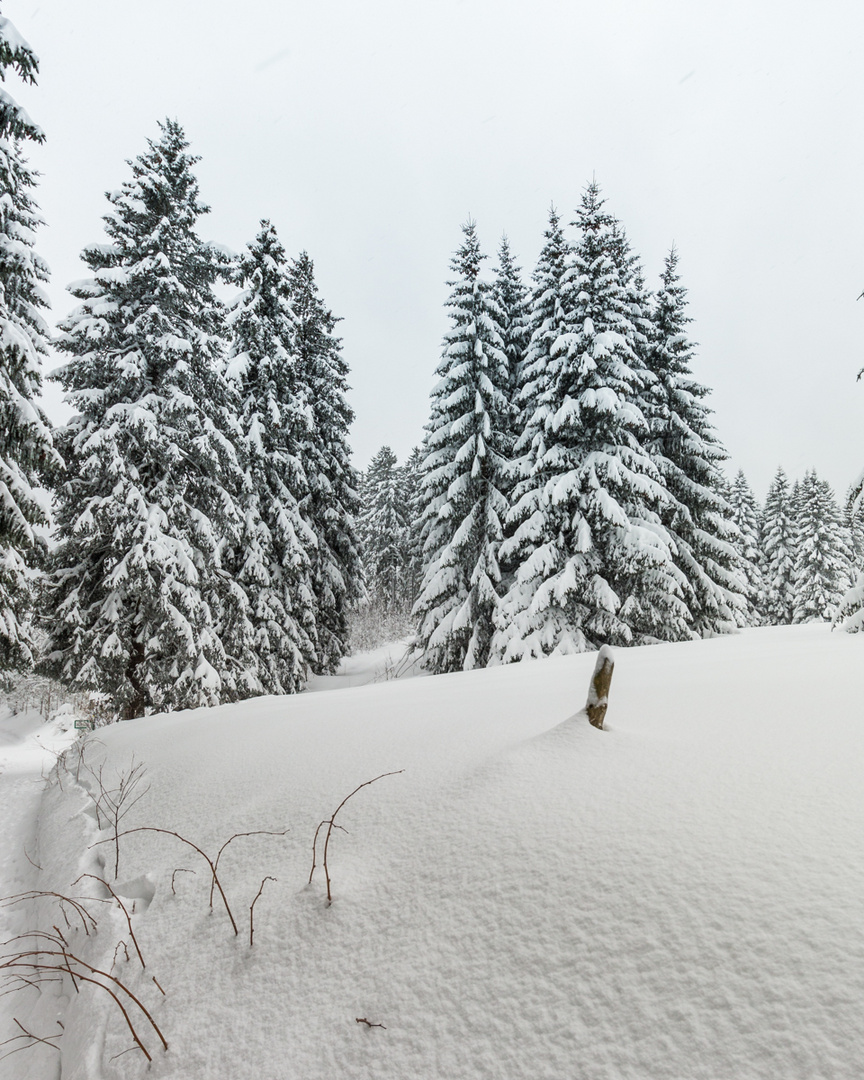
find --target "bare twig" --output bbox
[1,947,167,1056]
[209,830,288,909]
[73,873,146,969]
[355,1017,386,1029]
[96,827,239,934]
[249,877,276,947]
[170,868,196,895]
[152,975,165,996]
[22,846,42,872]
[111,941,130,970]
[1,891,98,935]
[309,771,404,904]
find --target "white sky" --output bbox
[12,0,864,500]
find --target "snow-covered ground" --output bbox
[2,624,863,1079]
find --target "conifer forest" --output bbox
[1,8,863,718]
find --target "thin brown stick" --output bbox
[1,962,153,1062]
[1,891,97,935]
[249,877,276,947]
[22,846,42,872]
[310,771,404,904]
[1,950,168,1052]
[355,1017,386,1029]
[95,827,238,935]
[209,831,288,908]
[73,874,146,969]
[12,1017,62,1051]
[152,975,165,996]
[170,868,196,895]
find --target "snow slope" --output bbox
[2,624,863,1078]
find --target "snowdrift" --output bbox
[2,624,864,1079]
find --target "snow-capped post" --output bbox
[586,646,614,729]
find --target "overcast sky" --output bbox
[12,0,864,499]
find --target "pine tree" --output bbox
[727,470,765,624]
[835,478,864,632]
[0,11,58,686]
[414,220,510,672]
[226,220,318,694]
[760,466,797,624]
[493,208,571,660]
[490,236,528,473]
[398,445,425,611]
[644,247,747,636]
[357,445,408,613]
[43,119,251,718]
[792,470,852,623]
[287,251,361,673]
[495,183,686,660]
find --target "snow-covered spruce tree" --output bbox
[835,478,864,631]
[0,12,59,686]
[643,247,747,636]
[792,470,853,623]
[490,236,528,475]
[495,184,686,660]
[398,444,425,611]
[287,251,361,673]
[225,220,318,694]
[357,445,409,613]
[43,119,253,719]
[727,469,765,625]
[760,466,797,624]
[493,208,570,660]
[414,220,510,672]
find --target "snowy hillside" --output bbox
[2,625,864,1079]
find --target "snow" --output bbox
[2,625,864,1078]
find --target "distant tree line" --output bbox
[357,196,863,671]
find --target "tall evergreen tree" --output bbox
[414,220,510,671]
[490,236,528,478]
[226,220,318,694]
[358,445,409,613]
[399,445,425,611]
[43,119,251,718]
[792,470,852,623]
[494,208,571,660]
[495,183,686,660]
[760,466,797,624]
[835,478,864,632]
[287,251,361,673]
[0,12,58,686]
[727,469,765,625]
[644,247,747,636]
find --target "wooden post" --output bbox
[586,645,614,729]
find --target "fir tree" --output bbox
[493,207,570,660]
[835,477,864,632]
[358,445,409,613]
[226,220,318,694]
[287,251,361,673]
[644,247,747,636]
[0,11,58,686]
[414,220,510,672]
[495,183,686,660]
[760,466,797,624]
[398,445,425,611]
[727,469,765,624]
[490,236,528,470]
[792,470,852,623]
[43,119,250,718]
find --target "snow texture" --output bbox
[2,625,863,1078]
